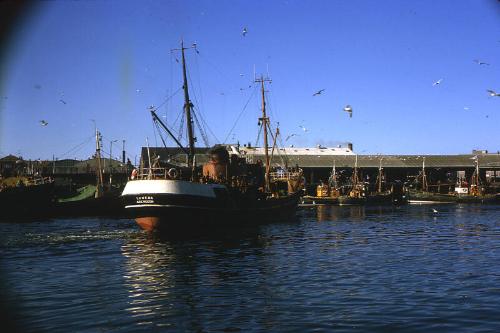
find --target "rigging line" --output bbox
[267,122,287,167]
[223,84,258,144]
[185,66,213,145]
[185,68,206,141]
[266,90,280,124]
[194,106,220,144]
[58,135,94,159]
[196,52,232,84]
[151,117,159,149]
[254,124,263,147]
[178,109,185,143]
[193,49,205,116]
[155,86,183,111]
[171,105,185,130]
[154,120,169,149]
[169,50,174,118]
[192,109,210,146]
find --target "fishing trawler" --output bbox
[0,174,54,220]
[366,158,407,205]
[454,157,498,204]
[408,157,457,204]
[121,42,303,232]
[408,156,499,204]
[301,160,340,205]
[338,155,367,205]
[54,128,126,217]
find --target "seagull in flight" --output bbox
[313,89,325,96]
[242,27,248,37]
[431,208,439,213]
[432,79,443,86]
[285,133,299,141]
[474,59,490,66]
[299,125,309,132]
[39,120,48,126]
[59,99,67,104]
[343,105,353,118]
[487,89,500,97]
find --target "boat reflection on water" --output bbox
[120,237,177,326]
[119,227,269,329]
[314,204,405,222]
[315,205,365,222]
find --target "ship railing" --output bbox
[135,167,169,180]
[269,171,302,181]
[25,176,53,186]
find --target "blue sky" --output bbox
[0,0,499,161]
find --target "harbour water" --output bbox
[1,205,500,332]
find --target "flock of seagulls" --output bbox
[431,60,499,99]
[32,27,497,135]
[429,60,498,118]
[312,89,354,119]
[300,56,497,134]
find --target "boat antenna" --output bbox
[172,40,197,170]
[256,74,272,191]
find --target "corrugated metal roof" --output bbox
[264,154,500,168]
[140,148,500,169]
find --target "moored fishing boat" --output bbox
[454,156,499,204]
[121,42,303,232]
[338,155,367,205]
[54,128,126,217]
[301,160,340,205]
[0,175,55,219]
[366,159,407,205]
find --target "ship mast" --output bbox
[95,128,104,198]
[256,75,272,191]
[472,155,480,186]
[422,156,428,192]
[377,158,383,193]
[330,159,337,188]
[172,40,197,169]
[353,154,359,185]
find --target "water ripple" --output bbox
[1,206,500,332]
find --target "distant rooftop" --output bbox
[240,146,355,156]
